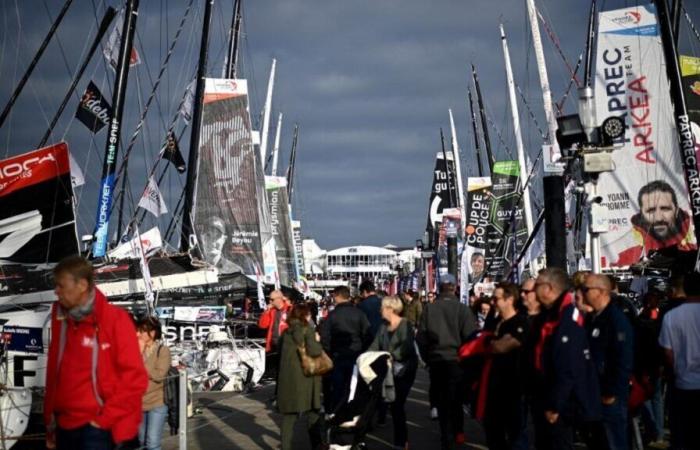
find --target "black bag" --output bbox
[158,345,181,435]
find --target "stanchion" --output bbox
[178,369,188,450]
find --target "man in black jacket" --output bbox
[583,274,634,450]
[417,274,477,450]
[320,286,371,411]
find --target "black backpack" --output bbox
[158,345,182,435]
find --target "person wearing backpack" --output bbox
[136,316,172,450]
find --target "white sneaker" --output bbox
[430,407,438,420]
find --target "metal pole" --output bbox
[590,181,602,273]
[180,0,215,251]
[583,0,597,87]
[178,369,188,450]
[671,0,682,45]
[439,128,455,208]
[259,59,277,166]
[225,0,242,78]
[286,124,299,197]
[91,0,141,257]
[39,7,117,148]
[655,0,700,254]
[0,0,75,130]
[448,109,466,232]
[467,87,484,177]
[472,65,495,173]
[270,112,283,176]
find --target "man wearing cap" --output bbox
[417,273,478,450]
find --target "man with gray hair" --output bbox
[532,267,606,450]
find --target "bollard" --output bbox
[178,369,188,450]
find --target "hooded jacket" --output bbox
[44,288,148,443]
[616,209,696,266]
[257,300,291,352]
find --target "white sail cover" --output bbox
[595,4,696,267]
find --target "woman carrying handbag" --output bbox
[277,303,328,450]
[369,295,419,450]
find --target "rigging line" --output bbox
[41,0,76,82]
[113,0,194,184]
[683,6,700,45]
[483,110,516,161]
[515,82,547,141]
[555,53,583,116]
[535,8,581,88]
[3,0,24,156]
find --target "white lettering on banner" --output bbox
[0,154,57,181]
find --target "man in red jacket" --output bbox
[44,256,148,450]
[258,290,291,383]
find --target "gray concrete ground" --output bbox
[162,368,488,450]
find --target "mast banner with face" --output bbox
[463,177,492,301]
[680,55,700,173]
[193,79,263,276]
[595,5,696,267]
[485,161,527,279]
[0,142,78,264]
[265,176,297,287]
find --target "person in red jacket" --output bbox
[258,290,291,383]
[44,256,148,450]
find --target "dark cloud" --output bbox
[1,0,699,251]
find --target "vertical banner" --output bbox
[485,161,527,279]
[463,177,492,301]
[265,176,297,287]
[426,151,457,252]
[291,220,305,279]
[680,55,700,172]
[595,5,696,267]
[0,143,79,263]
[193,79,263,276]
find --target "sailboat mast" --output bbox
[439,128,455,208]
[448,109,466,230]
[271,113,283,176]
[583,0,597,87]
[225,0,243,78]
[501,24,534,236]
[0,0,75,130]
[671,0,682,44]
[91,0,141,258]
[180,0,215,251]
[472,65,495,173]
[259,59,277,167]
[654,0,700,251]
[467,87,484,177]
[287,123,299,198]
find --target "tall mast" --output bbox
[584,0,597,87]
[271,112,283,176]
[0,0,75,130]
[655,0,700,253]
[287,123,299,198]
[439,128,455,208]
[501,24,534,235]
[467,87,484,177]
[671,0,682,44]
[259,58,276,166]
[91,0,141,257]
[472,65,495,173]
[180,0,215,251]
[448,109,466,230]
[225,0,243,78]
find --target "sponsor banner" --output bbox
[2,325,43,354]
[0,143,78,264]
[108,226,163,260]
[485,161,527,279]
[265,177,297,287]
[680,55,700,172]
[595,5,696,267]
[75,81,112,133]
[172,306,227,323]
[138,176,168,217]
[426,151,458,244]
[161,132,186,173]
[194,79,264,277]
[292,220,304,278]
[463,177,492,300]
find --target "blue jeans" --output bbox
[602,396,628,450]
[139,405,168,450]
[57,424,113,450]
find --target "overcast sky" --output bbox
[1,0,699,251]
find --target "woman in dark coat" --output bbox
[277,303,325,450]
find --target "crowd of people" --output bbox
[43,254,700,450]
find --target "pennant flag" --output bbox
[109,226,163,260]
[103,9,141,71]
[179,78,196,124]
[68,151,85,187]
[161,132,186,173]
[75,81,112,133]
[138,177,168,217]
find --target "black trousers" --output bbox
[531,397,608,450]
[390,368,417,447]
[484,388,524,450]
[670,387,700,450]
[429,361,464,450]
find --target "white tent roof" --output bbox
[327,246,398,257]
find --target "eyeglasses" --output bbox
[520,288,535,294]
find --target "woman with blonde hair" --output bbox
[369,295,418,450]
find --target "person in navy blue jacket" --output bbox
[532,267,608,450]
[582,274,634,450]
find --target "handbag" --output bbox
[297,340,334,377]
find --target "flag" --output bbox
[75,81,112,133]
[179,78,196,124]
[68,151,85,187]
[161,132,186,173]
[138,177,168,217]
[108,226,163,259]
[103,8,141,71]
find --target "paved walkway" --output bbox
[162,368,488,450]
